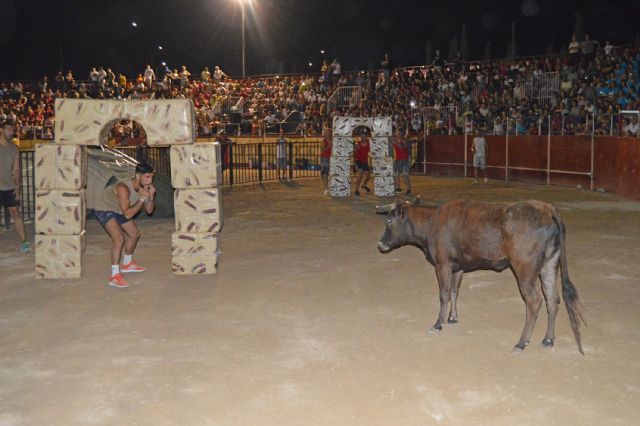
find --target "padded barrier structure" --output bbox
[329,116,394,197]
[36,98,221,279]
[170,143,223,274]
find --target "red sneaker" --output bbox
[108,273,129,288]
[121,262,146,273]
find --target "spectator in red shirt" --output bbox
[353,130,371,196]
[392,129,412,195]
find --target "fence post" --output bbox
[547,115,551,186]
[422,129,427,175]
[288,141,294,181]
[505,117,509,182]
[610,114,613,136]
[258,143,263,183]
[228,143,235,187]
[591,112,595,191]
[463,117,468,178]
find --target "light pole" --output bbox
[240,0,246,78]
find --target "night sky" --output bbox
[1,0,640,80]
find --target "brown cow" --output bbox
[377,198,585,354]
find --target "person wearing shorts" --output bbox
[93,162,156,288]
[320,127,332,195]
[393,130,412,195]
[472,130,488,184]
[353,132,371,196]
[0,120,30,252]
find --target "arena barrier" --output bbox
[414,134,640,200]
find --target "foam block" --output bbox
[370,137,391,158]
[372,157,394,177]
[331,137,354,156]
[35,233,85,279]
[35,144,87,190]
[371,117,393,137]
[374,176,395,197]
[329,156,352,176]
[170,143,222,188]
[55,99,125,145]
[174,188,223,233]
[35,190,86,235]
[329,175,351,197]
[332,116,393,137]
[171,232,220,274]
[54,98,195,146]
[123,99,196,146]
[333,116,364,136]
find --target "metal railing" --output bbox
[10,141,323,226]
[327,86,362,112]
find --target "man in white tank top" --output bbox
[94,162,156,288]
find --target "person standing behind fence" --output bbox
[216,131,232,172]
[320,127,332,195]
[393,129,412,195]
[353,131,371,197]
[276,128,288,180]
[0,120,30,252]
[472,130,488,184]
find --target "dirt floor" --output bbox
[1,176,639,425]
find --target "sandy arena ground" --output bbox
[1,176,639,425]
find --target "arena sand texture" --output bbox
[1,176,639,425]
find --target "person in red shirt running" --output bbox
[320,127,332,195]
[393,129,412,195]
[353,131,371,196]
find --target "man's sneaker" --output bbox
[354,190,360,196]
[21,241,31,253]
[108,273,129,288]
[395,187,402,193]
[404,190,412,195]
[323,189,329,195]
[473,180,479,184]
[362,185,371,193]
[484,177,489,184]
[121,262,146,273]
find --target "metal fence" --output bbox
[9,141,323,226]
[416,114,597,189]
[327,86,362,112]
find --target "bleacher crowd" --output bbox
[2,36,640,143]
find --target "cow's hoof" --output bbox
[447,318,458,324]
[427,325,443,334]
[542,338,554,347]
[512,342,528,353]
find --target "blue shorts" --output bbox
[94,210,131,227]
[0,189,20,208]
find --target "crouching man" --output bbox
[94,162,155,288]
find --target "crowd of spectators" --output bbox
[2,36,640,143]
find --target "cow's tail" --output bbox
[552,208,586,355]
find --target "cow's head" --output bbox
[376,197,420,253]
